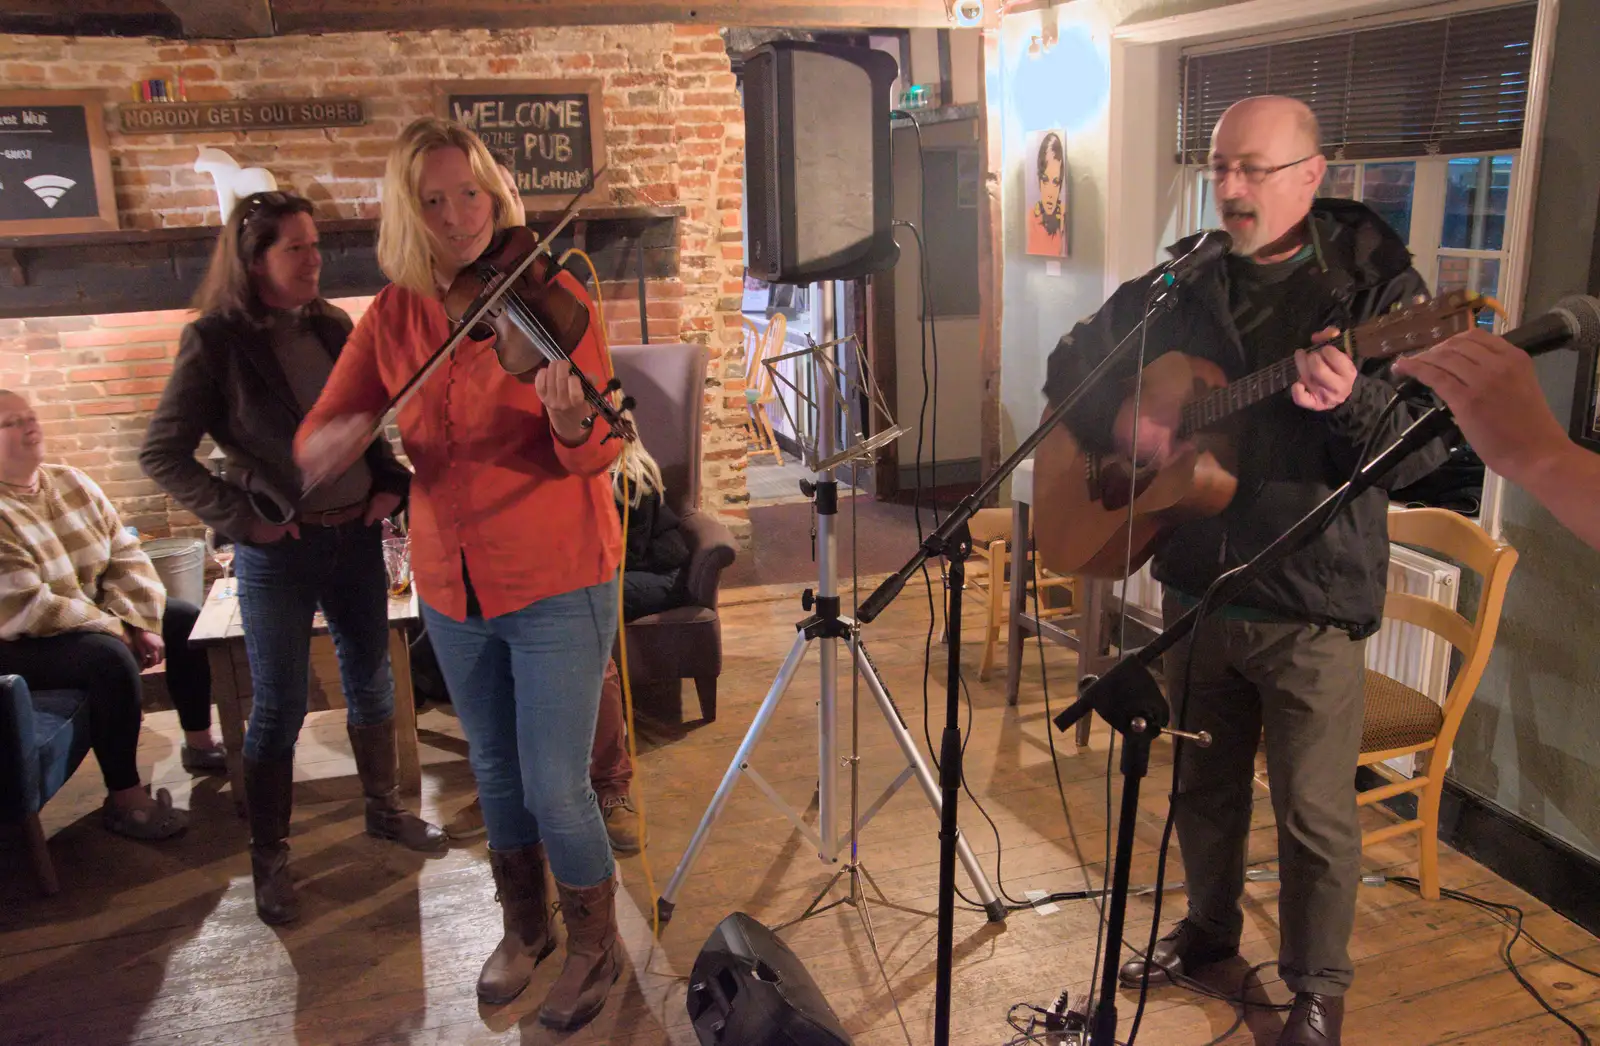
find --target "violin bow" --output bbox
[303,168,606,494]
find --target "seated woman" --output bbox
[613,442,692,622]
[0,391,216,841]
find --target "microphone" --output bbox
[1500,294,1600,357]
[1154,229,1232,293]
[1395,294,1600,402]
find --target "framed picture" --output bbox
[0,90,119,236]
[1022,128,1068,258]
[434,79,609,210]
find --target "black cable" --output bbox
[1388,876,1597,1044]
[1082,277,1167,1030]
[1032,554,1104,911]
[894,109,939,525]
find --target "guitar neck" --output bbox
[1175,354,1301,439]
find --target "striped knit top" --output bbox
[0,464,166,641]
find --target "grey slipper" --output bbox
[102,787,189,841]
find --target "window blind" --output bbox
[1179,3,1537,163]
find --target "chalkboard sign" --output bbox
[0,90,118,236]
[435,79,608,208]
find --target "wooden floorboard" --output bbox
[3,576,1597,1045]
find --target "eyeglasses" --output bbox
[1206,155,1316,185]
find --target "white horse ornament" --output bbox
[194,147,278,223]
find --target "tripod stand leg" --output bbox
[853,638,1008,923]
[658,629,810,922]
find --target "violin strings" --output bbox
[499,285,618,422]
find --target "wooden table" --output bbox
[188,578,422,815]
[1005,459,1165,744]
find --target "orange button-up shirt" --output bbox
[298,275,623,621]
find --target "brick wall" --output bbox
[0,24,752,541]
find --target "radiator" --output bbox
[1368,542,1461,776]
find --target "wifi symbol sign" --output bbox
[24,174,76,209]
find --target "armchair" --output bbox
[609,343,739,721]
[0,674,93,895]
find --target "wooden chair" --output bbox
[965,507,1076,682]
[741,314,786,465]
[1357,507,1517,900]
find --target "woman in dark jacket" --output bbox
[140,191,444,927]
[612,442,691,622]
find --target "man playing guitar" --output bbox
[1041,95,1448,1046]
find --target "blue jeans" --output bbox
[422,575,618,888]
[235,522,394,761]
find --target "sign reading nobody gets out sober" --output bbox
[440,80,606,199]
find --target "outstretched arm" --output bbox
[1394,330,1600,551]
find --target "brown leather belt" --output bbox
[299,503,366,527]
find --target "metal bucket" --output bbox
[142,537,206,606]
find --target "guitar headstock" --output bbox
[1353,289,1486,361]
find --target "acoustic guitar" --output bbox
[1032,290,1484,579]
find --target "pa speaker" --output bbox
[741,40,900,285]
[688,911,853,1046]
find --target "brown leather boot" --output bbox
[600,793,642,856]
[539,875,622,1030]
[478,843,558,1004]
[243,755,299,926]
[347,718,446,852]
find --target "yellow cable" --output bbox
[568,247,661,939]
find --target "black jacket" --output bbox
[140,299,411,542]
[1042,200,1449,636]
[620,489,690,575]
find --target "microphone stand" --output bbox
[1053,402,1460,1046]
[855,275,1192,1046]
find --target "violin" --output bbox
[441,223,636,442]
[304,176,636,493]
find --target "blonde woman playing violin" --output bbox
[295,118,623,1030]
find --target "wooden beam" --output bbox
[976,27,1003,503]
[0,0,179,36]
[159,0,274,38]
[271,0,962,33]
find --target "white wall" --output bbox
[995,6,1118,488]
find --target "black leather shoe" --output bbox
[1118,919,1240,988]
[1279,992,1344,1045]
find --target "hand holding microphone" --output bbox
[1391,295,1600,488]
[1392,328,1568,486]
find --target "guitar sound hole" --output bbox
[1096,457,1155,512]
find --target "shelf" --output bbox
[0,205,685,251]
[891,103,980,128]
[0,206,683,319]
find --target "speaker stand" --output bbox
[772,630,925,1046]
[658,285,1003,933]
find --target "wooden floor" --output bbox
[4,575,1598,1045]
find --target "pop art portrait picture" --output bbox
[1024,128,1068,258]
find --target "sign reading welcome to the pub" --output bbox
[435,79,608,207]
[0,90,119,236]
